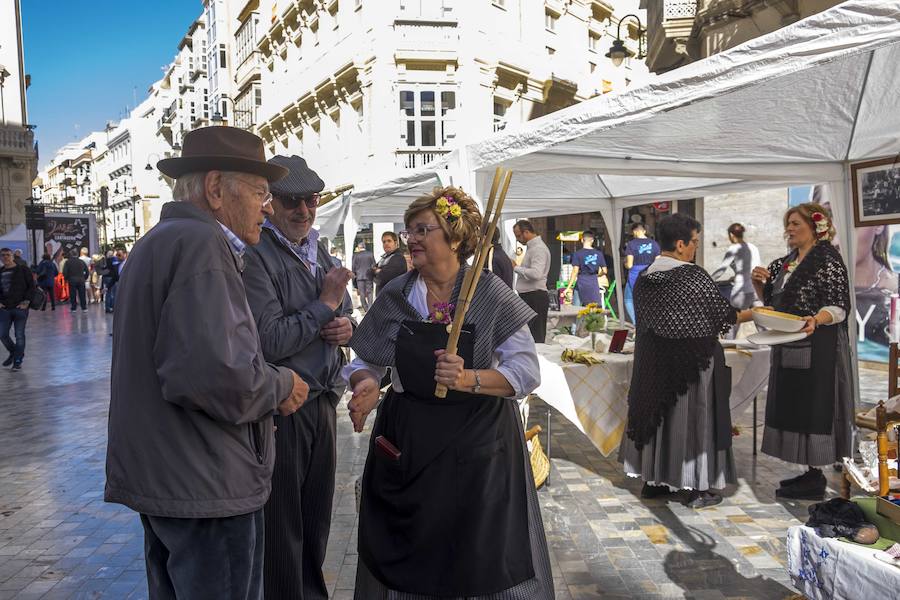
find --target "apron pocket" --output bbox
[780,343,812,369]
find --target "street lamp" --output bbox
[606,14,646,67]
[145,152,161,171]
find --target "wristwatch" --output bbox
[471,369,482,394]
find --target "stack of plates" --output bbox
[748,308,809,346]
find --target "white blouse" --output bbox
[341,276,541,399]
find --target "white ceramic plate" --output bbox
[747,330,809,346]
[751,308,806,333]
[719,339,760,349]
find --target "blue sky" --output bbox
[21,1,202,169]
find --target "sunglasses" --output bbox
[276,193,320,210]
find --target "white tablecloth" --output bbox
[787,525,900,599]
[533,339,770,457]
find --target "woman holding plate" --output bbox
[751,202,852,500]
[343,186,554,599]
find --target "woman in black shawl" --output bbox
[343,186,554,599]
[619,214,754,509]
[752,202,852,500]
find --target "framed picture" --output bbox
[852,157,900,227]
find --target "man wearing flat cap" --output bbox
[105,126,310,600]
[241,155,354,599]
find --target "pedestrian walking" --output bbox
[63,249,89,312]
[373,231,408,296]
[104,126,310,600]
[0,247,35,370]
[104,246,127,313]
[12,249,27,267]
[351,241,375,310]
[242,155,355,600]
[512,220,551,343]
[35,253,58,311]
[565,230,607,306]
[89,255,104,304]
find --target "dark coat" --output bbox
[63,256,89,284]
[36,259,58,287]
[351,249,375,281]
[104,201,294,518]
[489,243,514,288]
[374,249,408,294]
[242,228,354,400]
[0,263,35,307]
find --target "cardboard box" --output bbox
[876,495,900,524]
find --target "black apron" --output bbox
[712,344,733,452]
[765,276,838,435]
[358,320,534,597]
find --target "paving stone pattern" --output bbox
[0,308,886,599]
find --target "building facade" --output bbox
[159,16,211,151]
[254,0,648,186]
[0,0,37,237]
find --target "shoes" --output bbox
[641,483,672,499]
[70,308,76,312]
[2,354,12,367]
[778,472,808,487]
[685,490,723,509]
[82,308,88,312]
[11,361,22,371]
[51,307,55,311]
[776,468,826,500]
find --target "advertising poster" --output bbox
[39,213,98,264]
[790,186,897,363]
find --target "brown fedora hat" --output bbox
[157,126,288,182]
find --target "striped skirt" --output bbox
[619,365,737,491]
[760,327,854,467]
[353,410,555,599]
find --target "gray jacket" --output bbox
[242,227,353,401]
[105,202,294,518]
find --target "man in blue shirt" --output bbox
[565,230,606,306]
[624,222,660,322]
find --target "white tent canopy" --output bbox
[340,0,900,339]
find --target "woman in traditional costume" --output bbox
[752,203,852,500]
[619,214,754,508]
[343,186,554,599]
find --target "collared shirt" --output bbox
[263,220,319,272]
[514,235,551,293]
[217,222,247,259]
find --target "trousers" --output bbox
[141,510,264,600]
[264,392,338,600]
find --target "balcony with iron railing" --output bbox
[643,0,698,73]
[395,149,449,170]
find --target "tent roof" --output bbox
[344,0,900,224]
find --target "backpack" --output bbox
[29,285,47,311]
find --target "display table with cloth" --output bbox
[533,338,770,457]
[786,525,900,599]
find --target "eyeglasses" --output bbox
[276,193,320,210]
[231,177,273,207]
[399,224,441,244]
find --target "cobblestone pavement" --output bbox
[0,307,888,599]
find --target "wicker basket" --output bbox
[525,425,550,489]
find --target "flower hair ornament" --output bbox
[435,194,463,223]
[811,211,832,241]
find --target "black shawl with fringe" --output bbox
[626,263,737,449]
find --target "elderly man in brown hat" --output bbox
[105,126,309,600]
[241,155,354,599]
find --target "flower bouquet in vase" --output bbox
[577,303,608,351]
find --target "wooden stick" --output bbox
[448,167,505,344]
[436,169,512,398]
